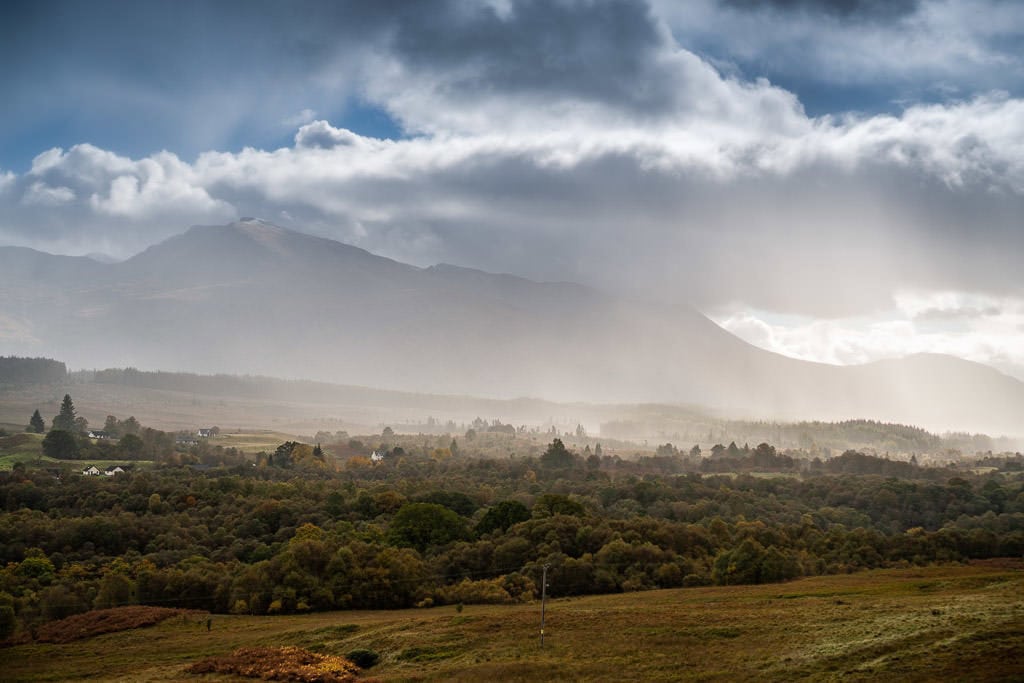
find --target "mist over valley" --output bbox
[2,219,1022,438]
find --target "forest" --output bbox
[0,357,67,386]
[1,429,1021,642]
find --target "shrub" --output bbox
[187,646,358,682]
[435,577,518,605]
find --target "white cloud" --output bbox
[0,38,1022,324]
[22,181,75,207]
[283,108,317,128]
[714,293,1024,380]
[85,150,231,219]
[293,120,365,150]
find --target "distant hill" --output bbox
[1,218,1022,435]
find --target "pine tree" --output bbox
[28,409,45,433]
[52,394,76,432]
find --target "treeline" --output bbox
[1,440,1020,639]
[89,368,280,398]
[0,357,66,385]
[604,415,1015,456]
[86,367,456,408]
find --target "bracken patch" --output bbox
[35,606,203,643]
[186,646,360,682]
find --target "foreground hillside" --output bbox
[4,563,1022,682]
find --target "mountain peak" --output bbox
[234,217,286,233]
[185,217,291,243]
[225,218,292,251]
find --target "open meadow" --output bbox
[3,563,1022,682]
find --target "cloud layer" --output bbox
[2,0,1023,372]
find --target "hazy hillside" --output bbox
[1,219,1022,435]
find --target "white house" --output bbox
[370,450,384,463]
[82,466,101,476]
[104,466,125,476]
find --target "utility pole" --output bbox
[540,563,550,648]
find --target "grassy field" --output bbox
[0,432,156,472]
[212,431,305,455]
[0,453,156,472]
[0,429,292,471]
[4,563,1022,682]
[0,432,43,471]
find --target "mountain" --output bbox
[1,218,1022,435]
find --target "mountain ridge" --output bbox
[1,220,1021,435]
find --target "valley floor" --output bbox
[3,562,1023,682]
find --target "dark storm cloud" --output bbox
[661,0,1024,118]
[388,0,677,114]
[720,0,919,21]
[0,0,686,171]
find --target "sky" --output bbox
[2,0,1023,379]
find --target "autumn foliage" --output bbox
[35,605,202,643]
[186,646,360,682]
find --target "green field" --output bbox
[0,454,156,472]
[0,429,287,471]
[213,431,307,455]
[0,432,155,472]
[4,563,1022,682]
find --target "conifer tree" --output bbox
[28,409,45,433]
[52,394,76,432]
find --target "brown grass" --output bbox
[35,605,204,644]
[3,565,1022,682]
[186,646,360,682]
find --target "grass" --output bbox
[0,432,43,466]
[213,431,306,455]
[3,563,1022,682]
[0,432,155,471]
[0,452,154,472]
[33,607,203,644]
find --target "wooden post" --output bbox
[540,563,549,647]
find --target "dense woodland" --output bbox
[1,427,1021,641]
[1,370,1021,643]
[0,357,67,386]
